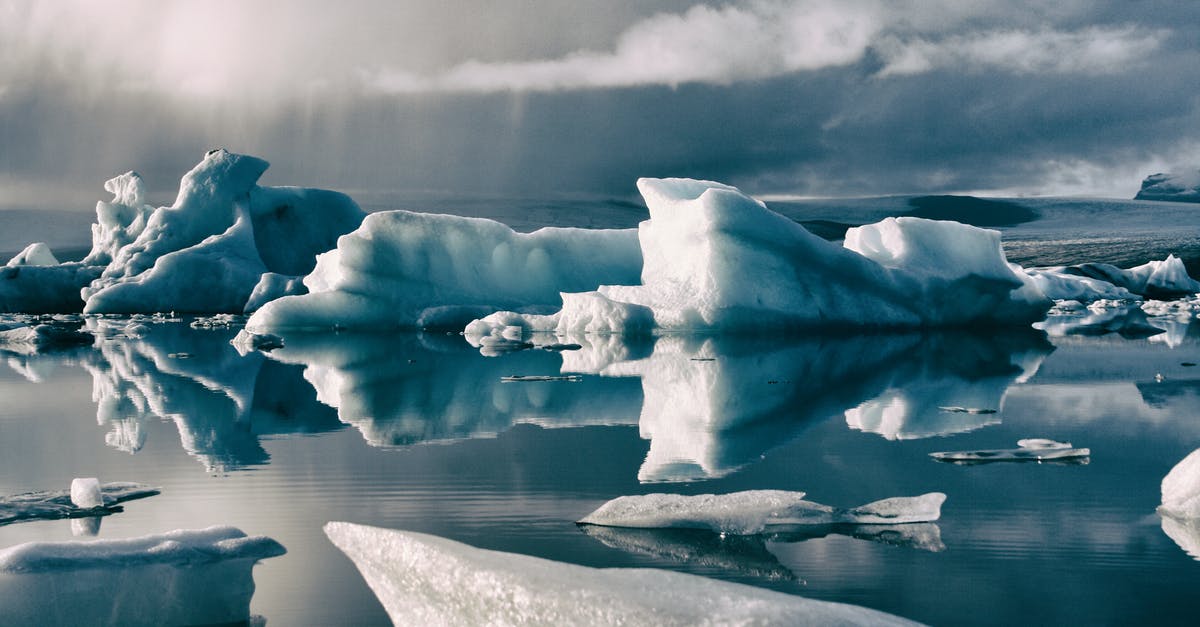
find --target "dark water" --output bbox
[2,317,1199,625]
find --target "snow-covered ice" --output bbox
[324,521,920,626]
[6,243,59,267]
[578,490,945,534]
[69,478,103,509]
[929,439,1089,463]
[245,208,642,331]
[0,526,284,627]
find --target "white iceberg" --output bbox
[1022,266,1139,302]
[245,208,642,331]
[929,439,1090,463]
[0,324,93,353]
[68,478,102,509]
[468,178,1051,335]
[1160,447,1200,520]
[82,150,365,314]
[0,526,283,627]
[324,521,921,626]
[1064,256,1200,299]
[577,490,945,535]
[6,243,59,267]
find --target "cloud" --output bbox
[367,0,882,93]
[874,26,1167,77]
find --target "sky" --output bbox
[1,0,1198,209]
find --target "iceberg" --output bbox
[0,481,158,526]
[324,521,921,626]
[577,490,945,535]
[1,150,363,315]
[1160,447,1200,520]
[1063,256,1200,299]
[468,178,1051,335]
[0,323,93,353]
[0,526,283,627]
[244,208,642,332]
[929,439,1090,463]
[1135,170,1200,203]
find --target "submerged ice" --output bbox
[577,490,945,535]
[324,521,920,626]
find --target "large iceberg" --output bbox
[1135,170,1200,203]
[578,490,945,535]
[0,526,283,626]
[324,521,920,626]
[2,150,364,315]
[467,178,1051,336]
[245,209,642,331]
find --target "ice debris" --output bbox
[324,521,921,626]
[930,439,1089,463]
[577,490,945,535]
[0,481,159,526]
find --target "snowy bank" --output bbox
[578,490,944,535]
[324,521,920,626]
[245,209,642,331]
[467,178,1051,336]
[0,526,283,627]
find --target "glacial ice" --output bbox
[2,150,363,315]
[577,490,945,534]
[1135,170,1200,203]
[6,243,59,267]
[324,521,920,626]
[0,324,93,353]
[1065,256,1200,299]
[0,526,284,627]
[245,209,642,331]
[930,439,1090,463]
[1160,447,1200,519]
[467,178,1052,335]
[0,481,159,526]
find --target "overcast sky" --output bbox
[2,0,1198,208]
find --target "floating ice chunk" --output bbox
[1022,266,1139,302]
[930,439,1089,463]
[0,526,284,627]
[324,521,920,626]
[471,178,1050,334]
[1160,447,1200,519]
[578,490,945,535]
[246,209,641,331]
[5,243,59,267]
[0,482,159,526]
[1036,304,1165,339]
[69,478,103,509]
[1067,255,1200,299]
[0,324,93,352]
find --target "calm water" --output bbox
[2,317,1199,625]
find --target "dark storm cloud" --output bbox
[1,0,1198,207]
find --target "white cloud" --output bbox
[874,26,1167,77]
[367,0,882,93]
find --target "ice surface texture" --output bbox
[468,178,1052,336]
[0,481,158,526]
[578,490,945,535]
[324,521,920,626]
[1161,447,1200,519]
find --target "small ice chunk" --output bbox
[1160,447,1200,519]
[577,490,945,535]
[70,478,103,509]
[931,439,1089,463]
[6,242,59,267]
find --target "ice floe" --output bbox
[578,490,945,535]
[930,439,1089,463]
[324,521,920,626]
[0,526,283,627]
[0,481,158,526]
